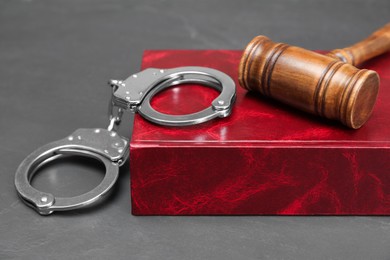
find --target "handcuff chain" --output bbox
[107,80,125,132]
[15,67,236,215]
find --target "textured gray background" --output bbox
[1,0,390,259]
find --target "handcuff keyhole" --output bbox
[150,84,219,115]
[31,155,105,198]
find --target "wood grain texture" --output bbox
[132,50,390,216]
[238,31,383,129]
[327,23,390,66]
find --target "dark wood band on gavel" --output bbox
[239,23,390,129]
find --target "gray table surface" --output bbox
[1,0,390,259]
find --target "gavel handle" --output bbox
[327,23,390,66]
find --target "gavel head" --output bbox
[238,36,380,129]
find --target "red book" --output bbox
[130,50,390,215]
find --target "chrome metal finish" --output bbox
[110,67,236,124]
[15,128,128,215]
[15,66,236,215]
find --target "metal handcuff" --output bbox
[15,67,236,215]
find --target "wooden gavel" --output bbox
[239,23,390,129]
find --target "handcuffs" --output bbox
[15,67,236,215]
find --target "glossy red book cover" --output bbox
[130,50,390,215]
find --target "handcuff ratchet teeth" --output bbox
[15,66,236,215]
